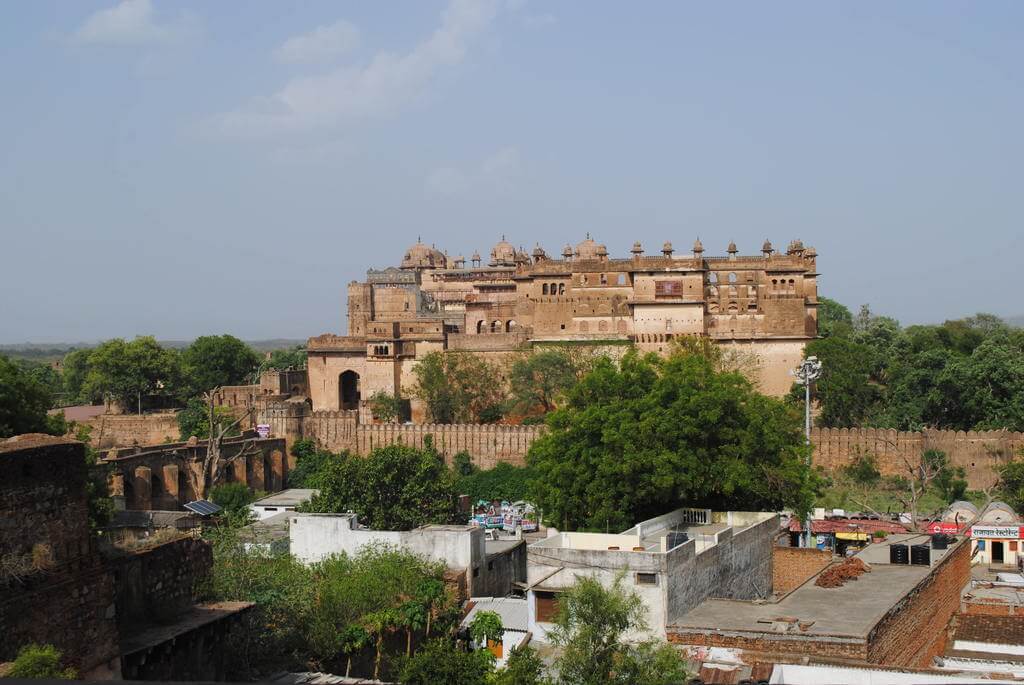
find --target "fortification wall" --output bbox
[80,412,182,449]
[811,427,1024,489]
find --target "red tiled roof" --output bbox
[788,518,909,535]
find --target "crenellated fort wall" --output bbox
[810,427,1024,489]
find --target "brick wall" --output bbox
[812,427,1024,489]
[0,437,120,676]
[772,546,833,595]
[866,538,970,666]
[107,537,212,631]
[80,413,182,449]
[961,601,1022,616]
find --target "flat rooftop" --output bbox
[252,489,319,507]
[672,535,964,638]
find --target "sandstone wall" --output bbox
[296,409,543,468]
[81,413,182,449]
[108,537,212,632]
[0,437,120,676]
[811,427,1024,489]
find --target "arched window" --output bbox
[709,273,719,284]
[728,273,737,283]
[598,320,608,332]
[558,283,565,295]
[507,320,517,331]
[617,274,626,285]
[579,321,589,333]
[491,320,501,333]
[542,283,549,295]
[340,370,360,410]
[600,274,607,285]
[476,320,484,334]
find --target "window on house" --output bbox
[542,283,549,295]
[535,591,560,623]
[559,283,565,295]
[636,572,658,585]
[600,274,607,285]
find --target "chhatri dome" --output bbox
[574,233,607,260]
[401,238,446,269]
[489,236,517,266]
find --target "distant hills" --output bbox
[0,338,307,362]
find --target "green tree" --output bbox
[177,397,241,441]
[528,351,815,531]
[817,296,854,338]
[491,645,547,685]
[8,644,77,679]
[301,444,459,530]
[287,439,335,488]
[509,350,578,416]
[843,452,881,487]
[267,345,307,370]
[369,390,405,423]
[398,639,494,685]
[61,348,96,404]
[82,337,178,412]
[179,335,260,400]
[452,451,477,477]
[468,610,503,647]
[997,450,1024,513]
[549,574,686,685]
[338,625,370,678]
[412,352,507,423]
[211,482,257,517]
[455,462,533,503]
[926,449,968,505]
[0,354,67,438]
[798,336,880,428]
[362,608,402,681]
[400,600,428,657]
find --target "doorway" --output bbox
[340,370,361,410]
[993,540,1005,564]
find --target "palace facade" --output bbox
[307,236,819,418]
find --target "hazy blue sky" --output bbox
[2,1,1022,343]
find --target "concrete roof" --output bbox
[462,597,528,632]
[239,511,292,542]
[673,536,966,638]
[486,539,525,557]
[673,564,934,637]
[252,489,319,507]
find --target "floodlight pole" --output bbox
[792,356,822,548]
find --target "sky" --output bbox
[2,1,1022,344]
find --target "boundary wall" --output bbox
[811,427,1024,489]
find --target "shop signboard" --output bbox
[971,525,1024,539]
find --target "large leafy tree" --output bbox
[799,336,879,428]
[508,349,578,416]
[179,334,260,400]
[411,352,507,423]
[61,348,96,404]
[548,574,687,685]
[0,354,57,438]
[81,336,179,412]
[300,444,459,530]
[528,350,814,531]
[817,296,854,338]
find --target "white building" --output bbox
[524,508,778,641]
[249,489,319,520]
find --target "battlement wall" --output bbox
[811,427,1024,489]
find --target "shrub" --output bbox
[8,644,77,679]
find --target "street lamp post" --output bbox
[792,356,822,547]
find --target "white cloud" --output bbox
[273,20,360,65]
[208,0,500,138]
[522,13,556,29]
[72,0,197,47]
[426,146,521,196]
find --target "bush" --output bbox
[8,644,77,679]
[288,439,335,488]
[455,462,533,503]
[398,639,494,685]
[211,482,257,516]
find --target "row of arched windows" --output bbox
[476,320,518,334]
[542,283,566,295]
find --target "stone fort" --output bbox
[307,235,821,419]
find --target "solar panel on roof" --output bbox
[184,500,222,516]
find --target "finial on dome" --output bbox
[631,241,643,256]
[762,239,774,257]
[692,238,704,255]
[662,241,674,257]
